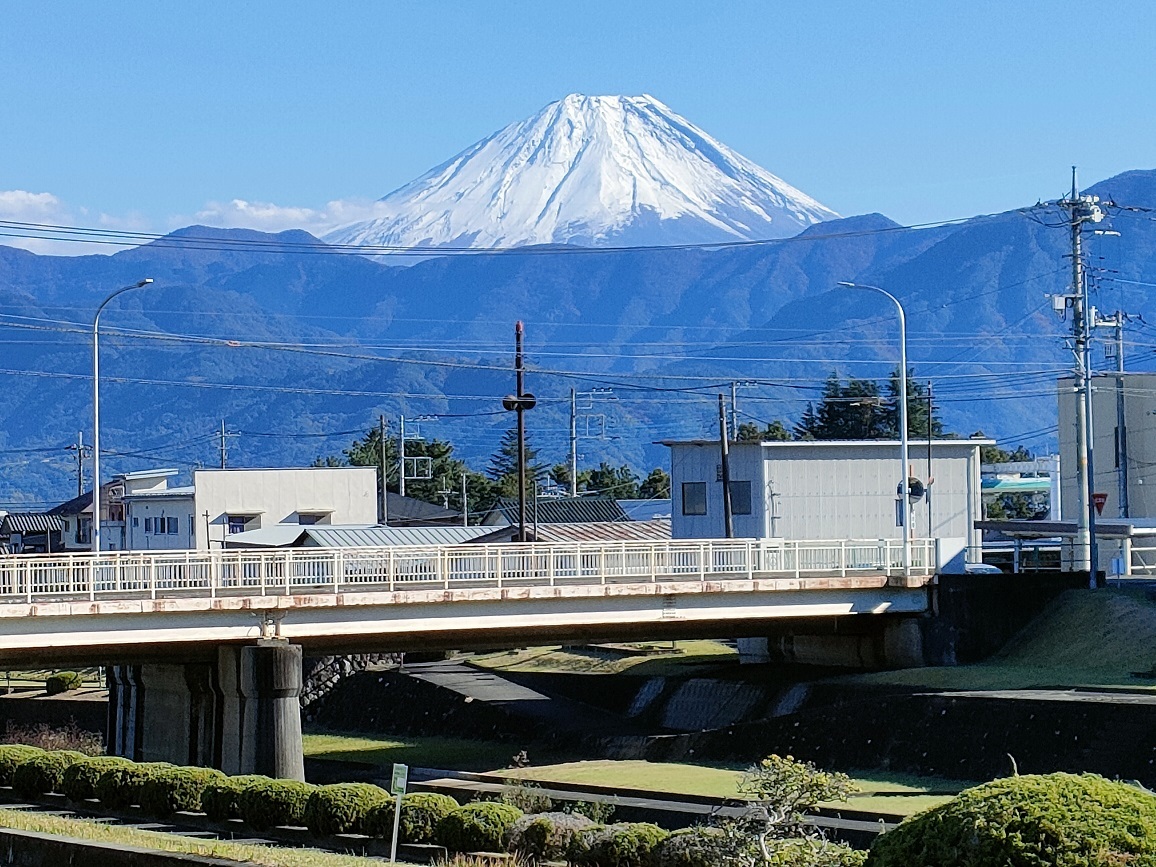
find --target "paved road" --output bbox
[931,688,1156,705]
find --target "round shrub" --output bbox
[62,756,133,802]
[365,792,460,843]
[569,822,669,867]
[655,827,726,867]
[44,671,84,695]
[239,778,315,830]
[139,765,226,818]
[0,745,44,786]
[437,801,524,853]
[95,761,175,809]
[201,774,266,822]
[304,783,391,837]
[866,772,1156,867]
[767,839,867,867]
[508,811,595,862]
[12,750,86,798]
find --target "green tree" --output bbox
[487,427,545,499]
[884,370,944,438]
[639,468,670,499]
[736,420,791,443]
[794,402,820,440]
[810,372,887,439]
[585,462,640,498]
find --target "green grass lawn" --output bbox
[467,640,738,677]
[839,588,1156,692]
[0,808,395,866]
[501,759,968,818]
[304,731,524,772]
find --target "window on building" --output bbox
[729,481,752,516]
[297,513,325,525]
[77,517,91,545]
[682,482,707,516]
[144,517,152,533]
[166,517,178,535]
[227,515,255,535]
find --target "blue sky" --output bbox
[2,1,1154,248]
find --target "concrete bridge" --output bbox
[0,537,937,781]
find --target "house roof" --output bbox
[49,491,92,517]
[470,519,671,545]
[386,492,461,525]
[618,499,672,521]
[659,438,996,448]
[1,513,64,535]
[224,523,491,548]
[485,496,629,526]
[122,486,195,500]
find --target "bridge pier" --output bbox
[107,642,304,780]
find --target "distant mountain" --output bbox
[325,94,839,250]
[3,171,1156,510]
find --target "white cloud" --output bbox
[0,190,65,219]
[188,197,391,236]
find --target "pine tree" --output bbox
[487,427,544,499]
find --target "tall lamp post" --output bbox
[91,278,154,552]
[837,281,910,578]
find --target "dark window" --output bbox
[298,514,322,526]
[227,515,250,535]
[166,517,178,534]
[729,481,753,516]
[682,482,707,516]
[144,517,152,533]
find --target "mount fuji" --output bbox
[325,94,839,250]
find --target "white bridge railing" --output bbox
[0,538,936,604]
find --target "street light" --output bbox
[91,278,154,552]
[837,281,910,578]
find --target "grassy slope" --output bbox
[843,587,1156,691]
[504,760,966,818]
[304,731,520,771]
[467,640,738,676]
[0,808,388,866]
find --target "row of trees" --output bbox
[315,426,670,518]
[742,370,945,443]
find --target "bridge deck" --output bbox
[0,538,936,603]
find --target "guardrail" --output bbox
[0,538,936,603]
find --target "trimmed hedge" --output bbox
[202,774,266,822]
[62,756,134,802]
[766,840,867,867]
[569,822,670,867]
[437,801,524,853]
[44,671,84,695]
[508,811,596,862]
[655,827,726,867]
[12,750,87,798]
[304,783,391,837]
[867,772,1156,867]
[94,761,176,809]
[0,745,44,786]
[365,792,460,843]
[239,778,315,830]
[139,765,226,818]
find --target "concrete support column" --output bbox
[239,641,304,781]
[105,664,143,761]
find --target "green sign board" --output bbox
[391,763,409,797]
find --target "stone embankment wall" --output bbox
[299,653,400,714]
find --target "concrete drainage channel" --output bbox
[0,790,444,865]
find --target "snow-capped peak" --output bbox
[325,94,839,250]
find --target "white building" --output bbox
[193,467,378,550]
[120,469,196,551]
[1058,372,1156,521]
[662,439,989,558]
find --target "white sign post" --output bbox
[389,763,409,864]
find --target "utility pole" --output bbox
[398,415,406,498]
[461,471,468,528]
[1058,168,1106,584]
[569,388,578,498]
[926,381,934,537]
[1114,312,1129,519]
[379,415,389,525]
[730,381,739,438]
[218,419,232,469]
[70,431,89,498]
[718,394,734,539]
[501,322,536,542]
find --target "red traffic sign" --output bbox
[1092,492,1108,515]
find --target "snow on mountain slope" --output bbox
[325,94,839,250]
